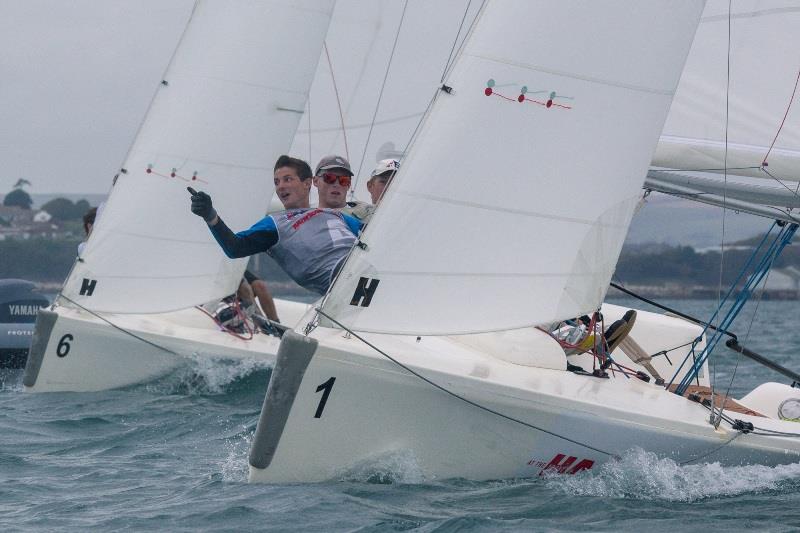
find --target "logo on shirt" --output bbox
[291,209,323,230]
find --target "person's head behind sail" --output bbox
[367,158,399,205]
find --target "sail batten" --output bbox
[396,190,632,226]
[463,53,677,96]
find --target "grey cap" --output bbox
[315,155,353,176]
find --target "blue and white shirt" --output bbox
[209,208,362,295]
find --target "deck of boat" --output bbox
[670,385,765,417]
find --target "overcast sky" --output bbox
[0,0,194,194]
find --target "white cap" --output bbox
[370,158,400,178]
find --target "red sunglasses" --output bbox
[320,172,352,187]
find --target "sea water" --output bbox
[1,299,800,532]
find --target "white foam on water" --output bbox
[338,449,428,485]
[219,425,254,483]
[0,370,23,392]
[186,355,270,393]
[546,447,800,502]
[145,356,271,395]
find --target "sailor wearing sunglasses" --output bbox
[313,155,353,209]
[189,155,363,296]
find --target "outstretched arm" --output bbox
[189,188,277,258]
[208,217,278,258]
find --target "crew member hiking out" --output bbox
[189,155,363,295]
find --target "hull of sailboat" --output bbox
[248,326,800,483]
[23,298,311,392]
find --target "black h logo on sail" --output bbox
[350,277,380,307]
[79,278,97,296]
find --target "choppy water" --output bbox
[2,299,800,532]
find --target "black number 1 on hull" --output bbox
[314,377,336,418]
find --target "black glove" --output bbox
[189,188,217,223]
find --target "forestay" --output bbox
[654,0,800,181]
[62,0,334,313]
[321,0,705,335]
[290,0,480,197]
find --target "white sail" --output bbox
[321,0,705,335]
[290,0,481,196]
[654,1,800,181]
[62,0,334,313]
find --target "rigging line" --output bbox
[394,0,482,172]
[752,429,800,437]
[712,0,734,421]
[314,307,619,459]
[58,295,179,356]
[307,88,312,163]
[650,338,699,361]
[400,86,439,159]
[609,282,737,341]
[323,41,349,162]
[352,0,410,192]
[679,431,743,465]
[655,166,762,173]
[441,0,487,83]
[749,425,800,437]
[696,399,800,438]
[763,67,800,165]
[716,238,779,427]
[439,0,473,83]
[760,167,800,199]
[795,175,800,202]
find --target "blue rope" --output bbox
[672,222,798,396]
[667,222,778,389]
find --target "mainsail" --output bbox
[654,0,800,181]
[321,0,705,335]
[61,0,334,313]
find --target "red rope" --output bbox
[196,300,254,341]
[540,311,643,378]
[491,92,518,102]
[763,67,800,166]
[538,313,598,351]
[524,98,548,107]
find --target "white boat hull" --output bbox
[248,318,800,483]
[23,298,311,392]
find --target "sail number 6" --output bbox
[56,334,73,357]
[314,377,336,418]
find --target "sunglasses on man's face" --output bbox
[320,173,351,187]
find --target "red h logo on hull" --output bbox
[538,454,595,476]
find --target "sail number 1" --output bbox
[314,377,336,418]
